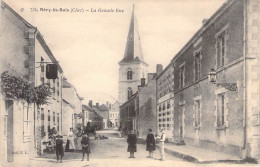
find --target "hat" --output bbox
[56,135,63,138]
[160,128,165,131]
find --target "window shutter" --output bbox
[214,98,217,128]
[193,104,195,127]
[225,95,229,127]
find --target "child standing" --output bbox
[55,135,64,163]
[81,134,90,161]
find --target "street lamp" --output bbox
[208,69,238,92]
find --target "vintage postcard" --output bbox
[0,0,259,166]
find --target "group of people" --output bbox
[55,127,166,163]
[55,127,91,163]
[127,128,166,161]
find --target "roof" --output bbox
[2,1,35,28]
[36,32,63,73]
[98,104,109,111]
[82,104,93,112]
[170,0,236,63]
[92,106,108,119]
[2,1,64,74]
[119,5,148,66]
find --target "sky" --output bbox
[4,0,226,105]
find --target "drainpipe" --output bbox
[242,0,248,151]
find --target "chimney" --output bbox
[96,103,99,108]
[89,100,93,107]
[109,103,112,109]
[141,78,145,86]
[156,64,163,75]
[148,73,156,82]
[202,18,208,25]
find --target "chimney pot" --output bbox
[141,78,145,86]
[156,64,163,75]
[89,100,93,107]
[202,18,208,25]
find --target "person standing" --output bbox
[156,128,166,161]
[76,128,83,151]
[55,135,64,163]
[127,130,137,158]
[146,129,155,158]
[66,128,75,152]
[81,134,91,161]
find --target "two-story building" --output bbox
[0,1,64,164]
[170,0,259,160]
[156,64,174,142]
[62,78,83,135]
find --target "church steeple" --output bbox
[119,5,147,65]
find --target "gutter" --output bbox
[242,0,247,150]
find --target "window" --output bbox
[52,79,56,95]
[57,77,59,97]
[48,110,50,132]
[23,104,31,142]
[217,94,225,127]
[162,103,165,110]
[180,64,185,88]
[194,100,201,128]
[127,69,132,80]
[41,108,44,133]
[194,52,201,81]
[53,112,55,126]
[57,113,59,132]
[216,28,227,68]
[127,87,132,99]
[167,101,171,109]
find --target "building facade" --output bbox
[120,93,139,133]
[62,78,83,135]
[0,1,64,164]
[137,78,157,139]
[170,0,259,160]
[118,6,148,105]
[109,101,120,128]
[156,64,174,142]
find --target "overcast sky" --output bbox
[4,0,226,105]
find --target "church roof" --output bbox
[119,5,148,66]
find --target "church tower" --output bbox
[118,5,149,105]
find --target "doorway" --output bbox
[179,105,184,141]
[5,100,14,162]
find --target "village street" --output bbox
[12,131,254,167]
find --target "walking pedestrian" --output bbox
[81,134,90,161]
[156,128,166,161]
[146,129,155,158]
[55,135,64,163]
[127,130,137,158]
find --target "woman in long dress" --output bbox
[76,128,83,151]
[66,128,75,152]
[146,129,156,158]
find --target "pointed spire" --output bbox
[119,4,147,65]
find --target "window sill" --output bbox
[216,126,226,130]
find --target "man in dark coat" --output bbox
[81,134,90,161]
[146,129,155,158]
[55,135,64,163]
[127,130,137,158]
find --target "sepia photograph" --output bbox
[0,0,259,166]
